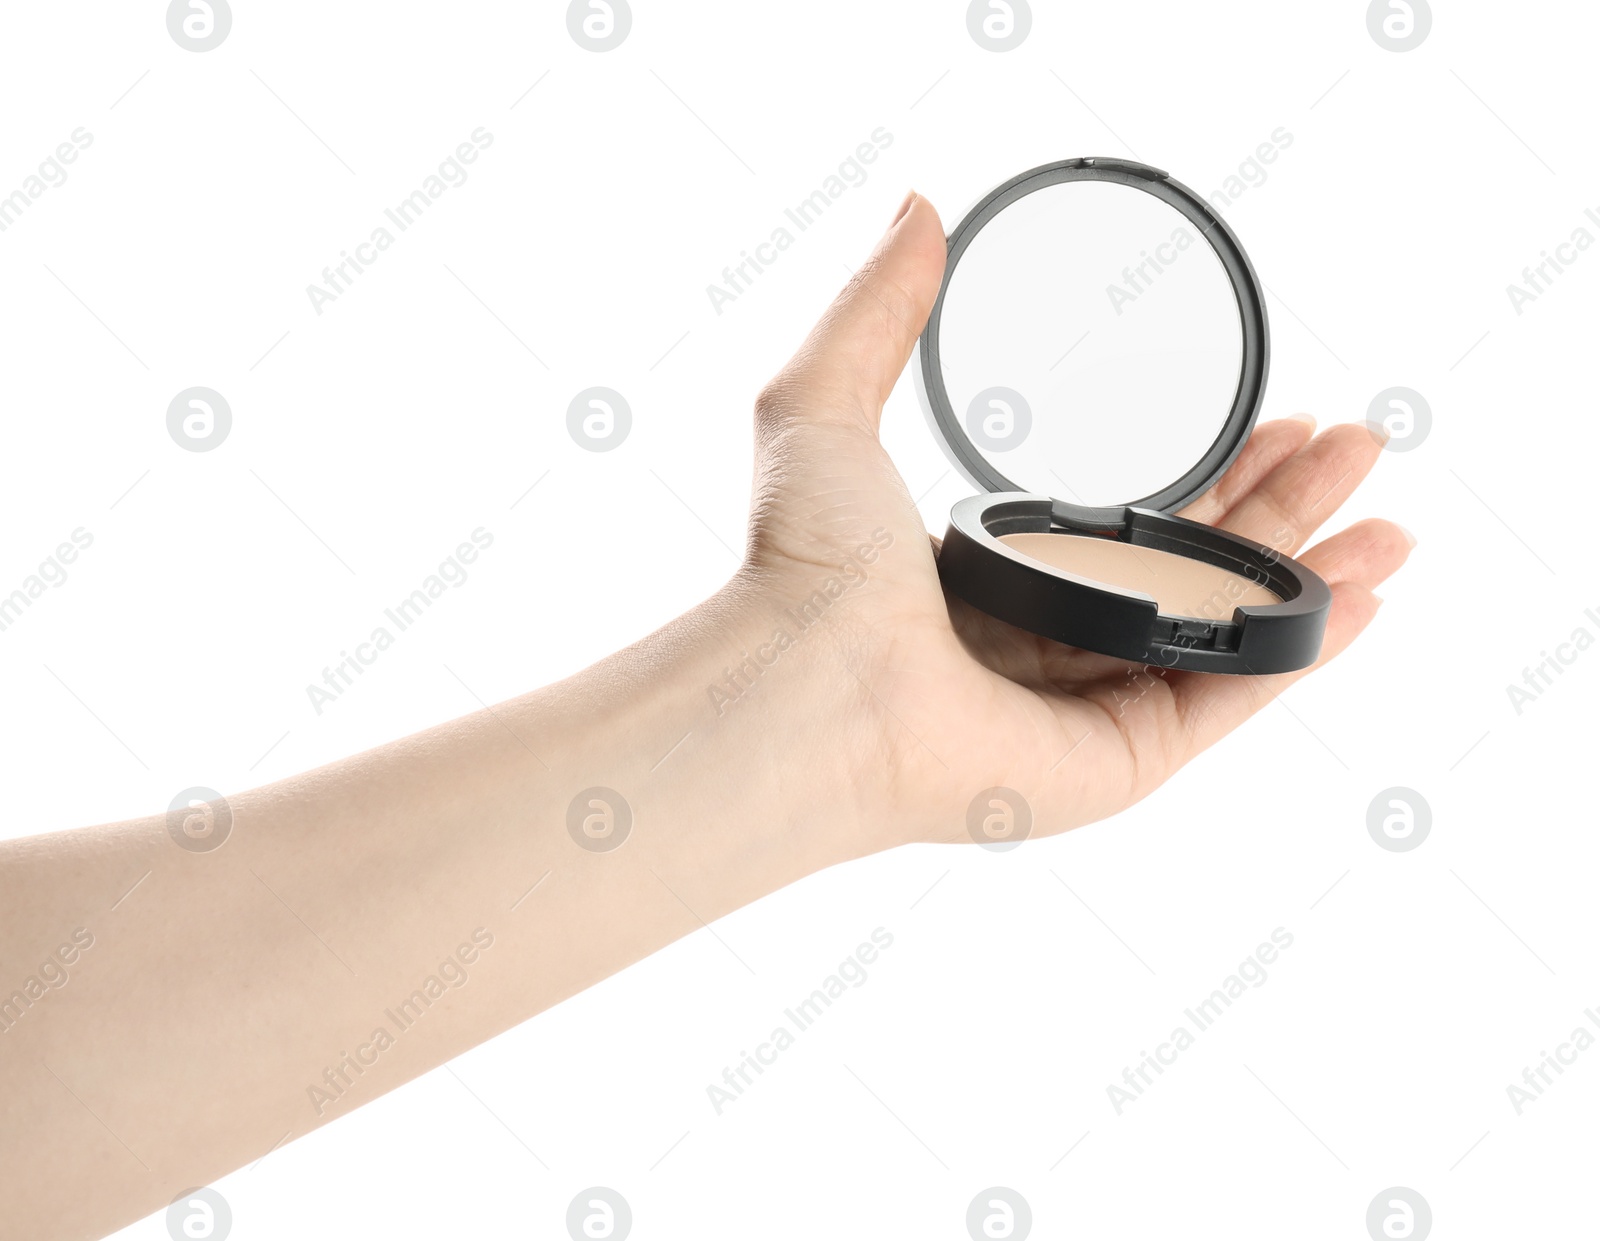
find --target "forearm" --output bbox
[1,580,864,1240]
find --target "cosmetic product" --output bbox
[996,532,1281,619]
[916,157,1330,673]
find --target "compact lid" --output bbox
[917,157,1270,527]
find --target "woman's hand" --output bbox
[1,189,1412,1241]
[734,191,1413,847]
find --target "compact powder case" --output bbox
[916,156,1331,674]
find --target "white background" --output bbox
[2,1,1596,1237]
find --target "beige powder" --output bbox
[999,531,1280,621]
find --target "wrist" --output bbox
[569,576,888,879]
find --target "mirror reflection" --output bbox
[937,179,1245,507]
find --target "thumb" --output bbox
[757,191,947,435]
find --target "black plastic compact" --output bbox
[916,157,1330,674]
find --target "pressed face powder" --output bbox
[999,531,1280,621]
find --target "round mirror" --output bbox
[924,162,1260,511]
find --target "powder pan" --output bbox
[938,494,1330,674]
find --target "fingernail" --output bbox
[889,190,917,230]
[1397,524,1418,550]
[1362,419,1392,447]
[1286,412,1317,433]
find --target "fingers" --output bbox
[753,192,947,436]
[1213,422,1387,554]
[1171,517,1413,757]
[1177,416,1316,526]
[1296,515,1416,586]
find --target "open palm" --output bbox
[742,192,1412,847]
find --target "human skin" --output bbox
[0,191,1412,1240]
